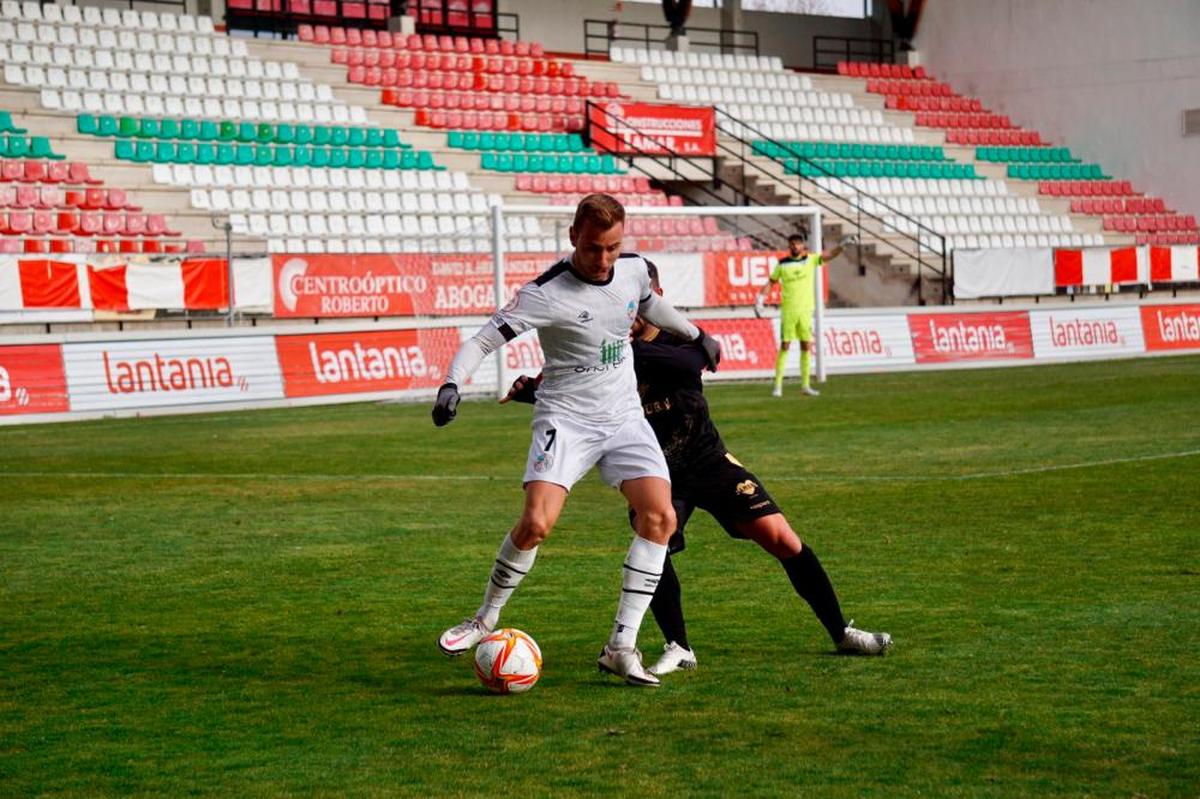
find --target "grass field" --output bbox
[2,355,1198,798]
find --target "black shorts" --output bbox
[629,451,781,554]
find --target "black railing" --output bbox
[812,35,894,72]
[583,19,758,59]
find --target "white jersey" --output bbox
[495,253,651,426]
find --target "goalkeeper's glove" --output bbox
[754,294,766,319]
[431,382,460,426]
[694,327,721,372]
[839,234,859,247]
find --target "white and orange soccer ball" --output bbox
[473,628,542,694]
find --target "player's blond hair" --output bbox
[573,193,625,231]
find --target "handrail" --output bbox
[709,106,948,303]
[812,35,895,72]
[583,19,758,59]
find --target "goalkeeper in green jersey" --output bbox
[755,231,856,397]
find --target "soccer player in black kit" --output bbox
[504,262,892,676]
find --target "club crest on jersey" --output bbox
[533,452,554,473]
[625,299,637,320]
[577,309,594,323]
[735,479,758,497]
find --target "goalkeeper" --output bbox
[755,231,856,398]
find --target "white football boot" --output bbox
[771,385,783,398]
[597,645,660,687]
[837,620,892,655]
[648,641,697,676]
[437,617,492,657]
[801,385,821,397]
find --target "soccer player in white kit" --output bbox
[432,194,721,686]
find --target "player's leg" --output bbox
[596,418,676,685]
[732,514,890,654]
[798,314,818,396]
[773,337,792,397]
[439,416,592,657]
[437,482,567,656]
[645,501,699,675]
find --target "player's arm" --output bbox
[637,291,721,372]
[821,234,858,262]
[636,339,708,379]
[432,285,545,426]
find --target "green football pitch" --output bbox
[2,356,1198,797]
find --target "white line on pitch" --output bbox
[2,448,1198,484]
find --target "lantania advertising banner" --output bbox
[1028,306,1144,359]
[0,344,70,415]
[272,254,550,318]
[588,101,716,156]
[822,314,915,369]
[275,328,462,398]
[1140,303,1200,351]
[62,337,285,411]
[908,311,1034,364]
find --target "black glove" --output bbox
[694,328,721,372]
[507,375,539,405]
[431,382,460,426]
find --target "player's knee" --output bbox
[637,505,676,544]
[513,514,554,547]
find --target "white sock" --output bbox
[476,533,537,630]
[609,536,668,650]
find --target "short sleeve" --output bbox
[769,263,783,281]
[492,281,551,340]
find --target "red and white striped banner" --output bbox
[1053,246,1145,288]
[1149,246,1200,283]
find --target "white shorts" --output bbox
[523,413,670,490]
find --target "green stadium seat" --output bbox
[448,131,465,148]
[329,127,348,147]
[160,119,181,140]
[218,121,237,141]
[417,150,436,170]
[347,147,369,168]
[195,143,216,165]
[235,144,255,166]
[312,126,331,146]
[293,146,312,167]
[155,141,176,162]
[381,129,402,148]
[294,125,313,146]
[77,114,98,135]
[481,152,498,170]
[273,147,293,168]
[347,127,366,147]
[0,111,26,135]
[117,117,138,137]
[199,120,219,141]
[328,148,348,168]
[138,118,160,139]
[365,129,385,147]
[382,149,400,169]
[30,137,63,160]
[400,149,417,169]
[134,140,155,162]
[256,123,274,144]
[98,115,119,137]
[114,139,135,160]
[528,154,544,171]
[176,142,196,164]
[254,146,273,167]
[462,132,479,150]
[310,147,330,168]
[275,124,295,145]
[479,133,496,150]
[496,153,513,171]
[236,122,256,143]
[365,149,384,169]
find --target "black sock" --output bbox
[782,545,847,644]
[649,554,690,651]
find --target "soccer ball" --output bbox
[473,628,542,694]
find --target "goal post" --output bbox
[489,202,825,397]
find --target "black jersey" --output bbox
[631,330,727,471]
